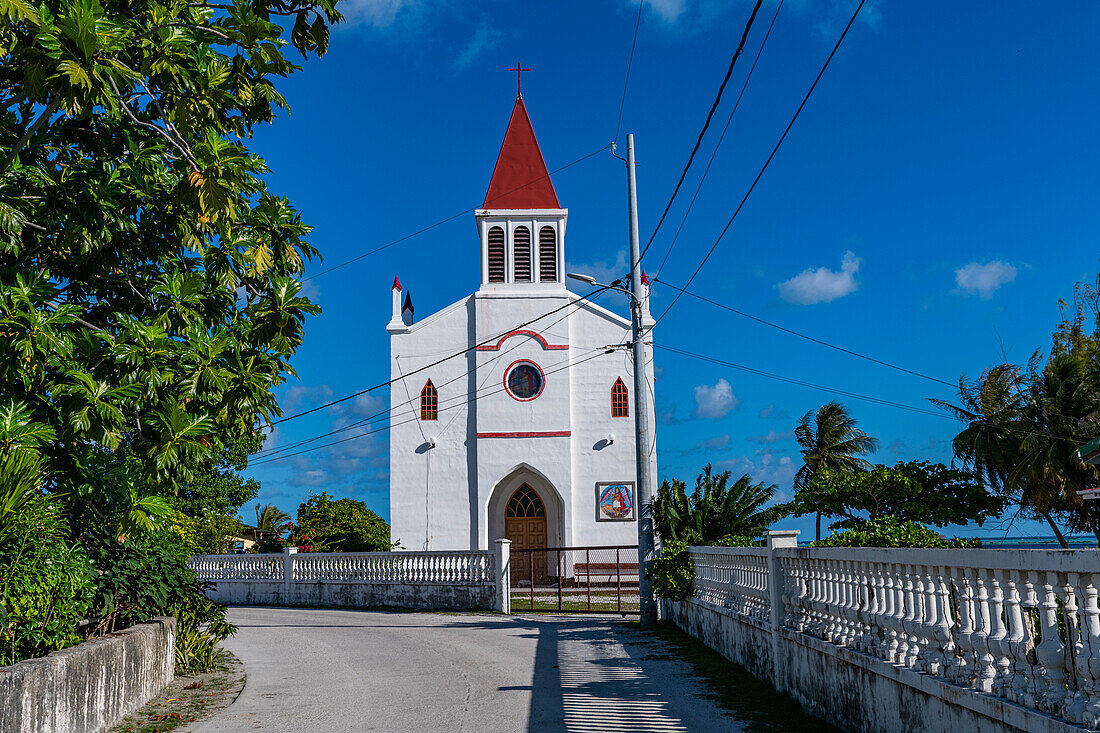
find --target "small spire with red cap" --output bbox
[392,275,402,291]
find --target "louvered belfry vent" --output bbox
[487,226,506,283]
[513,226,532,282]
[539,226,557,282]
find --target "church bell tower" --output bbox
[476,86,567,292]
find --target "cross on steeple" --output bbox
[508,62,530,98]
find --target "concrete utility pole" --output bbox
[626,133,657,627]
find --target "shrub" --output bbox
[168,510,239,556]
[647,541,696,601]
[0,487,95,666]
[812,516,982,548]
[173,596,236,674]
[295,492,391,552]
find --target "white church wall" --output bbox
[566,299,653,548]
[389,295,477,551]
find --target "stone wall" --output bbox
[204,579,497,610]
[0,617,176,733]
[661,534,1097,733]
[665,598,1080,733]
[190,544,510,612]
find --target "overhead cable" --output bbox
[653,0,784,279]
[304,146,609,282]
[654,0,867,327]
[636,0,764,266]
[271,287,609,425]
[653,277,956,388]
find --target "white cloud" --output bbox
[340,0,419,28]
[350,392,387,418]
[692,378,739,419]
[693,434,731,451]
[454,23,501,70]
[747,429,794,444]
[566,250,628,289]
[954,261,1017,300]
[758,404,789,420]
[640,0,688,22]
[280,384,335,412]
[777,251,861,305]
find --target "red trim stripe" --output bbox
[476,431,571,438]
[476,329,568,352]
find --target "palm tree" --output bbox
[653,464,788,545]
[794,401,879,541]
[932,359,1100,547]
[254,503,291,537]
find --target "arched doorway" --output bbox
[505,483,547,584]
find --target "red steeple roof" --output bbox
[483,97,560,209]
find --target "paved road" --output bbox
[193,607,745,733]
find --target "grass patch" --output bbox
[622,621,841,733]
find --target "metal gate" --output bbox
[509,545,639,615]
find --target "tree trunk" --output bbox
[815,512,821,542]
[1042,512,1070,549]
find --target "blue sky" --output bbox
[243,0,1100,542]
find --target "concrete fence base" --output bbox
[0,617,176,733]
[204,580,497,610]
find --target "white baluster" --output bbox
[1063,573,1086,723]
[1036,571,1068,714]
[988,572,1010,696]
[1077,573,1100,729]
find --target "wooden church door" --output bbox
[505,484,548,585]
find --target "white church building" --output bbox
[387,91,656,564]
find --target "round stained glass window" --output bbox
[506,362,544,401]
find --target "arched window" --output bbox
[506,483,545,517]
[487,226,505,283]
[513,226,532,282]
[611,378,629,418]
[420,380,438,420]
[539,226,557,282]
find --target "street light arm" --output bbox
[567,272,642,306]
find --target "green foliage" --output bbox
[172,434,263,518]
[255,502,291,533]
[794,401,879,541]
[811,516,982,549]
[169,509,238,555]
[0,488,95,666]
[653,464,787,546]
[0,0,334,501]
[173,596,235,674]
[782,460,1007,531]
[648,541,695,601]
[294,492,391,552]
[933,274,1100,544]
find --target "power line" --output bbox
[653,277,956,388]
[659,344,1085,446]
[251,349,614,466]
[654,0,866,327]
[656,343,950,419]
[270,287,610,425]
[253,296,601,459]
[636,0,764,265]
[613,0,645,144]
[653,0,784,279]
[303,146,609,282]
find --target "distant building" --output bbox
[387,91,656,565]
[1080,436,1100,465]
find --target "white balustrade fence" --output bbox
[666,533,1098,733]
[189,542,510,612]
[190,553,283,581]
[290,550,494,584]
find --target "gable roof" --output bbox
[483,97,560,209]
